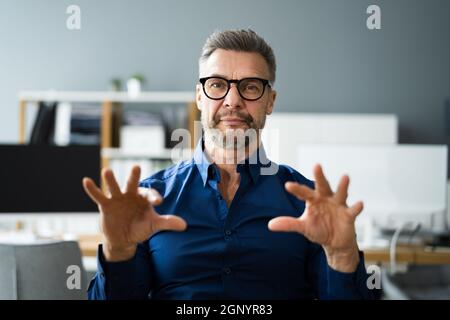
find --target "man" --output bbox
[84,29,380,299]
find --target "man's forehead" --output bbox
[200,49,270,79]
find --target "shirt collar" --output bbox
[193,139,214,187]
[193,139,272,186]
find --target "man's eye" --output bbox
[243,84,260,91]
[210,82,225,89]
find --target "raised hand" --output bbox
[82,165,187,262]
[268,164,363,272]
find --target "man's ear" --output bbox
[266,89,276,115]
[196,84,202,111]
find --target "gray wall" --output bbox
[1,0,449,147]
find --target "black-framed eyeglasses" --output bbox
[199,76,271,101]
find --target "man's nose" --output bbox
[223,84,242,108]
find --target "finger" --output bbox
[313,164,333,196]
[148,189,163,206]
[268,216,306,234]
[285,182,315,201]
[154,214,187,232]
[125,165,141,194]
[335,174,349,204]
[82,177,108,206]
[103,168,121,197]
[138,188,163,206]
[348,201,364,220]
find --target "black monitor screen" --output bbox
[0,145,100,213]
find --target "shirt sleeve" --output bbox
[87,241,153,300]
[285,166,381,299]
[306,242,382,300]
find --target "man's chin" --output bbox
[215,124,259,134]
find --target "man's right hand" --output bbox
[82,165,187,262]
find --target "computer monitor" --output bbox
[0,145,100,213]
[296,144,448,236]
[262,113,398,168]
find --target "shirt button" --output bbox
[224,236,231,241]
[225,230,232,236]
[223,267,232,275]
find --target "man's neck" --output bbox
[203,133,260,177]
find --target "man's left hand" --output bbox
[268,164,363,273]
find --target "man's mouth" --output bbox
[219,117,248,126]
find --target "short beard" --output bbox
[202,109,265,150]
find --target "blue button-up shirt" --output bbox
[88,141,379,300]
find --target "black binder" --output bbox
[29,102,57,145]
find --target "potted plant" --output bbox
[127,73,146,97]
[110,78,122,91]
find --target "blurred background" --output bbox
[0,0,449,300]
[1,0,449,146]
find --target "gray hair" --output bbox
[199,29,276,83]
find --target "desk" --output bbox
[363,246,450,265]
[76,234,450,265]
[78,234,102,257]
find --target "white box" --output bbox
[120,125,165,153]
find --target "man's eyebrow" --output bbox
[206,73,267,79]
[207,73,228,78]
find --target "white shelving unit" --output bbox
[18,90,200,182]
[102,147,193,188]
[102,147,175,160]
[18,91,196,103]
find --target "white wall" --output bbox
[262,113,398,167]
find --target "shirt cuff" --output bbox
[325,251,367,299]
[97,244,141,297]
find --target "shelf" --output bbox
[102,148,180,160]
[18,90,200,147]
[18,91,195,103]
[18,90,201,191]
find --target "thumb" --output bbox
[268,216,306,234]
[154,214,187,232]
[347,201,364,220]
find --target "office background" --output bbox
[0,0,450,300]
[0,0,449,150]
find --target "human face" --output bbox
[197,49,277,149]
